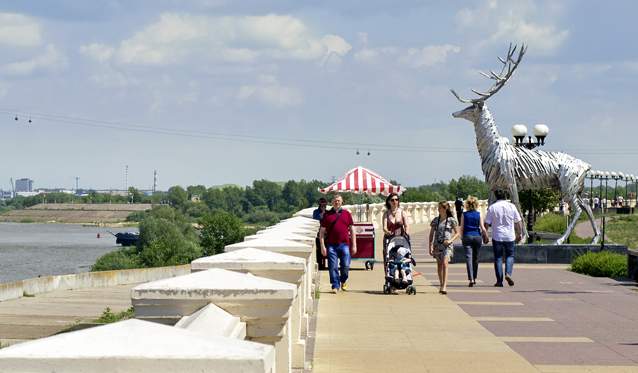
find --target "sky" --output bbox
[1,0,637,191]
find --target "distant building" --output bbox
[15,178,34,193]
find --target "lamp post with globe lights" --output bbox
[511,124,549,243]
[512,123,549,149]
[601,171,611,249]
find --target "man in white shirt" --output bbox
[485,190,523,287]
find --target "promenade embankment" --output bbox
[0,265,189,302]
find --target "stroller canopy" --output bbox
[319,166,405,196]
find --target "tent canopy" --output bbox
[319,166,405,196]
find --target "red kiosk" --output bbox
[318,166,405,270]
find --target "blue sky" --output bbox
[1,0,637,191]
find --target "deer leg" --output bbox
[555,195,582,245]
[507,179,528,243]
[578,197,601,244]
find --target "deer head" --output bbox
[451,43,527,122]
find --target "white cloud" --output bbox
[1,44,67,76]
[87,13,351,66]
[0,13,42,47]
[236,75,302,107]
[354,39,459,69]
[398,45,461,69]
[80,43,115,63]
[456,0,568,54]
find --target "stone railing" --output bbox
[0,215,320,373]
[343,200,489,227]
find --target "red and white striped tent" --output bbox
[319,166,405,196]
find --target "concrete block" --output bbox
[225,238,315,315]
[175,303,246,340]
[132,269,296,373]
[191,248,308,369]
[246,232,315,244]
[0,319,274,373]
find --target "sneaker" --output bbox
[505,275,514,287]
[494,282,503,287]
[340,282,348,292]
[331,287,339,294]
[468,281,474,287]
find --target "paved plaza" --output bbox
[313,225,638,372]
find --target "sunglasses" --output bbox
[391,198,399,202]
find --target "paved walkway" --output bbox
[313,223,638,372]
[0,284,135,346]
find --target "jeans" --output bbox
[492,240,515,285]
[327,243,351,289]
[462,235,482,281]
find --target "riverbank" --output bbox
[0,203,151,224]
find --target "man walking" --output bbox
[319,195,357,294]
[313,197,328,270]
[485,190,522,287]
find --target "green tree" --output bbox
[167,186,188,209]
[448,175,489,200]
[128,187,143,203]
[200,211,246,256]
[137,206,201,267]
[187,185,207,200]
[282,180,306,211]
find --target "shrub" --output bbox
[92,249,141,271]
[95,307,134,323]
[200,211,246,256]
[570,251,627,278]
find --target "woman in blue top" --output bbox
[459,196,489,287]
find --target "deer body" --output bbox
[451,44,600,244]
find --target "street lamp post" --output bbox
[601,171,610,249]
[511,124,549,243]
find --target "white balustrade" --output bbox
[132,269,296,373]
[191,248,307,369]
[0,319,275,373]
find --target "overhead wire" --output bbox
[3,109,638,156]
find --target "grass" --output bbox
[95,306,135,324]
[570,251,627,278]
[533,213,591,244]
[605,215,638,249]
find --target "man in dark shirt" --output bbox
[313,197,328,270]
[319,195,357,293]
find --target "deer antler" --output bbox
[450,43,527,104]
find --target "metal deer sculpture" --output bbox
[450,44,600,244]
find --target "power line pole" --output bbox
[125,165,129,203]
[75,177,79,193]
[153,169,157,195]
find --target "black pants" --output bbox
[316,237,327,270]
[462,236,482,281]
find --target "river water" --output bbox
[0,223,136,283]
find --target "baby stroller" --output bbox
[383,236,417,295]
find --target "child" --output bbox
[390,245,412,283]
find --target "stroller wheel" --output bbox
[383,284,389,294]
[365,262,370,270]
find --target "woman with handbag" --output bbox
[459,196,489,287]
[429,201,459,295]
[383,193,409,275]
